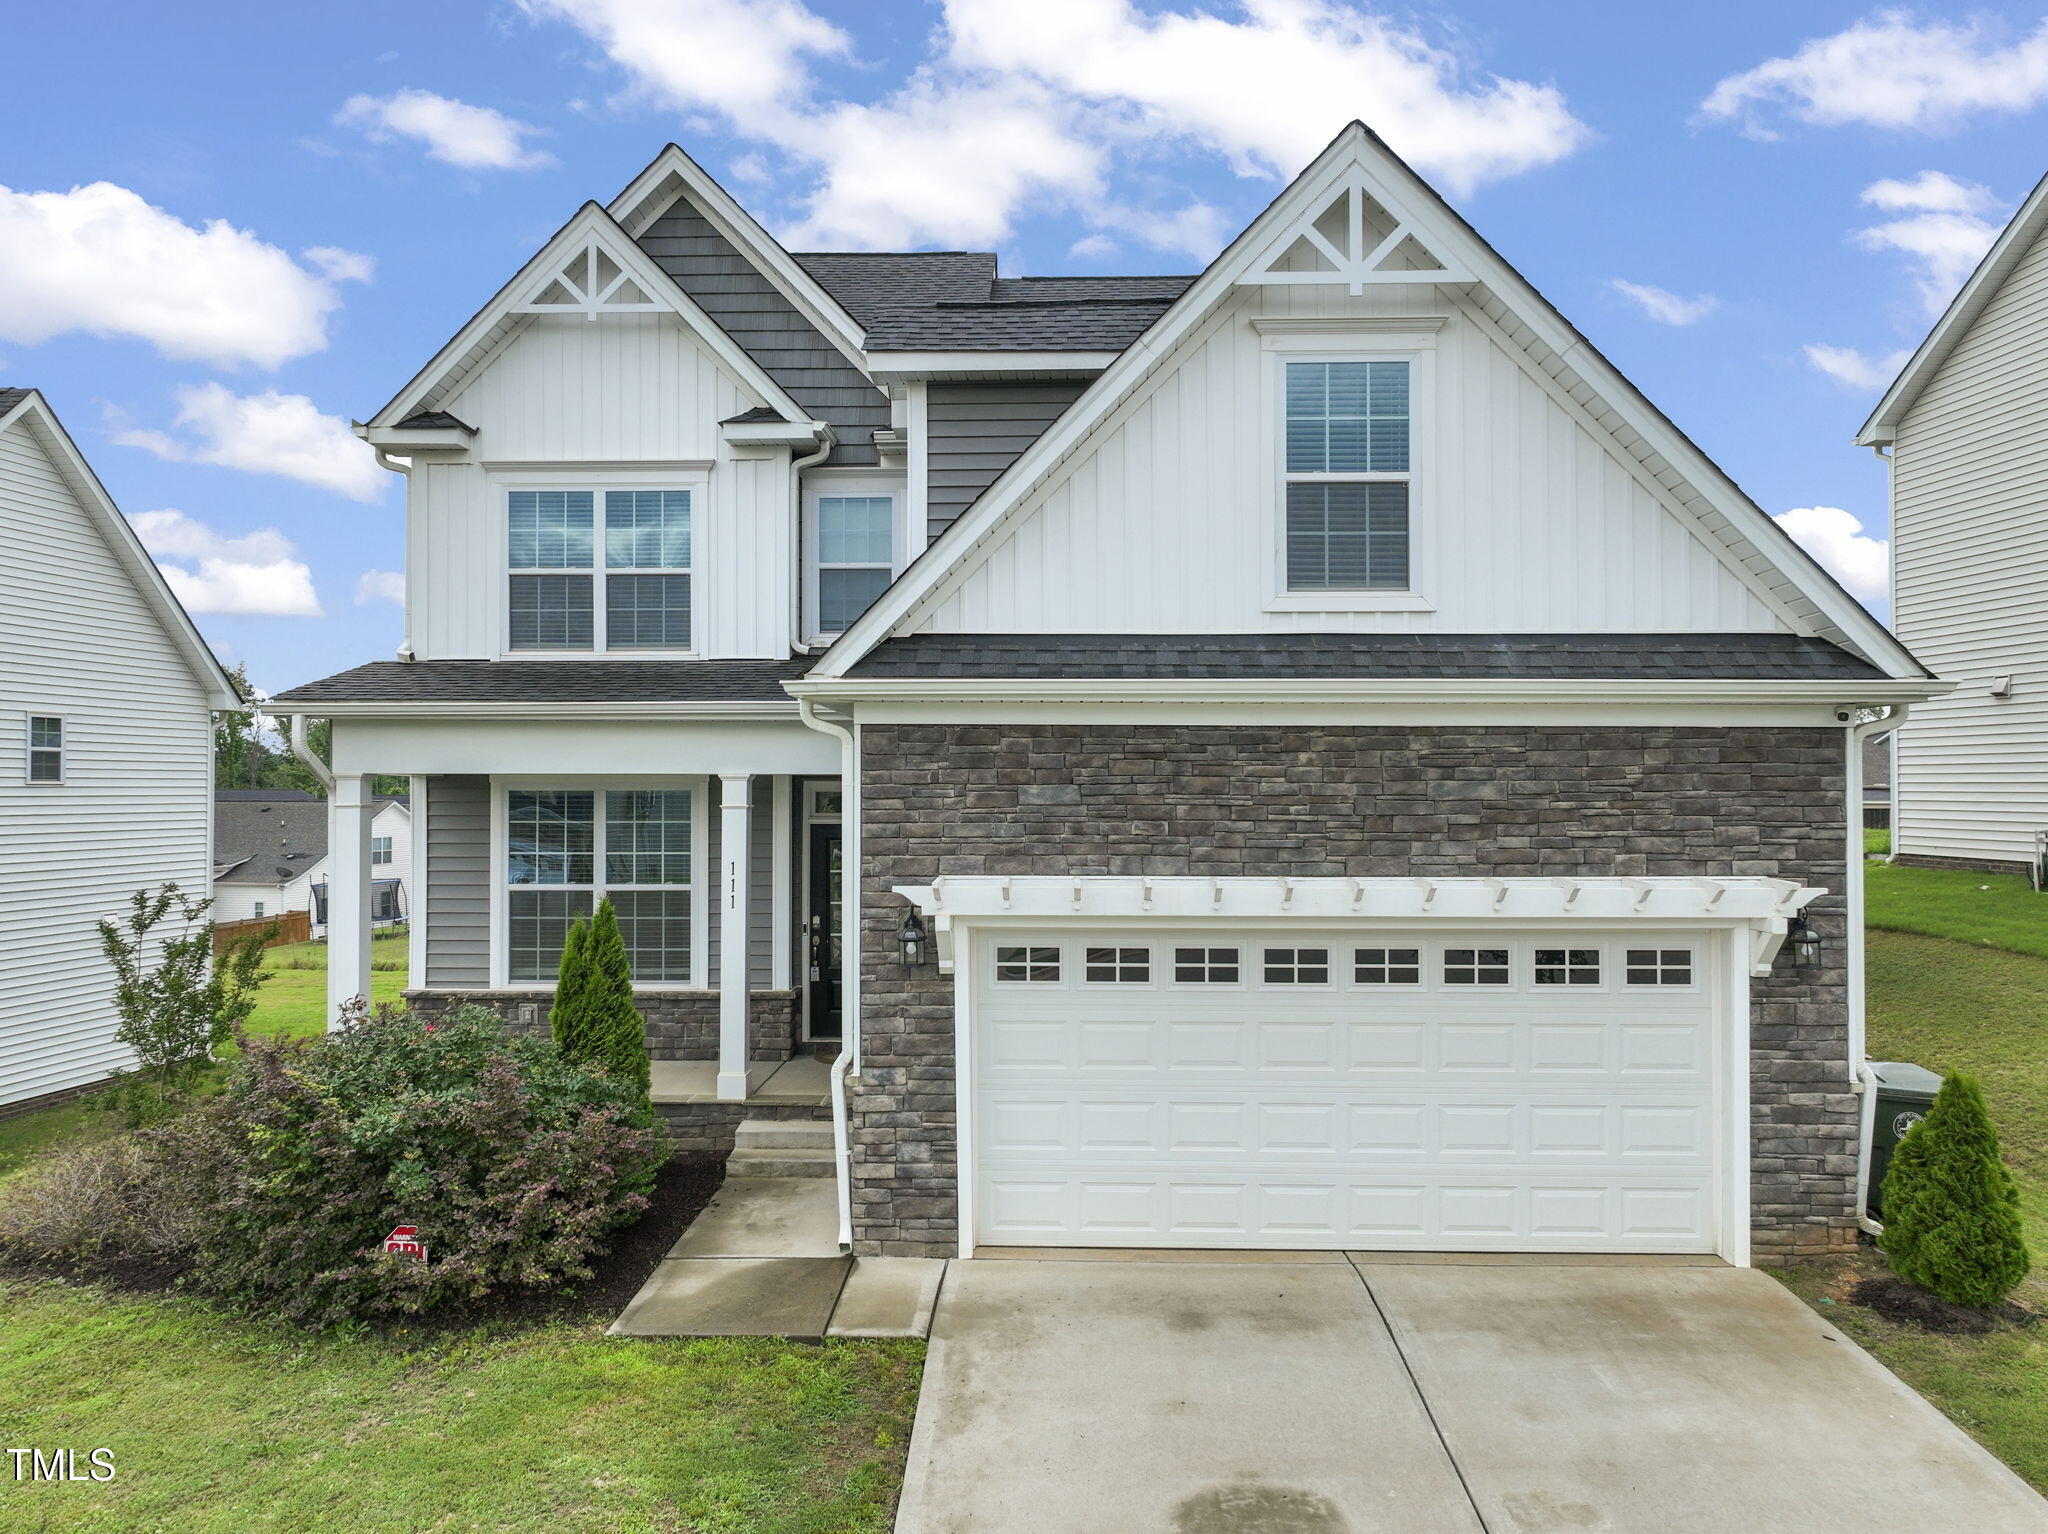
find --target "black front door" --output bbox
[805,821,843,1041]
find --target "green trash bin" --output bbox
[1866,1061,1943,1220]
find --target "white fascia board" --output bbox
[786,677,1952,708]
[2,391,238,709]
[864,351,1118,381]
[606,143,873,376]
[268,700,804,721]
[721,419,830,446]
[1857,166,2048,447]
[361,423,474,452]
[809,122,1926,682]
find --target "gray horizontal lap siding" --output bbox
[637,199,889,466]
[423,776,491,988]
[705,793,776,990]
[925,381,1089,540]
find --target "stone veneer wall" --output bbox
[1892,852,2035,877]
[657,1101,830,1159]
[403,988,799,1063]
[854,724,1854,1262]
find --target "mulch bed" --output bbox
[1848,1273,2035,1334]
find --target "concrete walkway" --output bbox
[895,1253,2048,1534]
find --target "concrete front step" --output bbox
[726,1143,836,1179]
[735,1119,835,1151]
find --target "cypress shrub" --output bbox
[583,899,651,1101]
[548,915,592,1059]
[1880,1072,2029,1308]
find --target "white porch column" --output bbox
[326,773,375,1030]
[716,773,752,1101]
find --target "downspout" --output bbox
[287,712,335,792]
[787,428,836,657]
[370,445,418,662]
[1848,703,1906,1235]
[797,697,859,1254]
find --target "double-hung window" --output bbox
[508,488,692,651]
[506,788,694,982]
[26,716,62,783]
[810,493,895,636]
[371,836,393,866]
[1283,359,1411,592]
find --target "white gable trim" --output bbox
[1858,166,2048,447]
[607,143,874,377]
[0,390,237,709]
[811,123,1922,681]
[369,202,810,431]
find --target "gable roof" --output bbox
[366,201,815,432]
[0,389,238,709]
[214,791,327,885]
[1857,166,2048,446]
[808,122,1926,683]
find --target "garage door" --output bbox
[970,928,1724,1253]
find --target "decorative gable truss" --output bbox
[1240,173,1473,294]
[519,241,663,320]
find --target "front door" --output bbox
[805,822,843,1041]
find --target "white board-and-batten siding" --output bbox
[0,415,213,1107]
[910,284,1787,636]
[412,311,794,661]
[1891,221,2048,868]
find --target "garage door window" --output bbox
[1626,948,1694,985]
[1443,947,1510,984]
[1085,947,1150,982]
[1354,946,1421,984]
[994,946,1060,982]
[1533,948,1601,986]
[1174,947,1240,982]
[1263,947,1330,984]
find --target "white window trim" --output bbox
[496,470,708,659]
[24,711,64,785]
[802,472,906,644]
[490,776,708,989]
[371,836,394,866]
[1261,334,1437,613]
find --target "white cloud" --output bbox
[1608,279,1717,326]
[1803,343,1912,390]
[523,0,1589,251]
[1852,172,2001,316]
[336,89,556,170]
[1773,505,1888,606]
[1860,169,1995,215]
[128,510,323,617]
[1068,233,1118,260]
[114,383,386,502]
[355,569,406,605]
[1702,12,2048,136]
[304,245,376,284]
[0,181,351,368]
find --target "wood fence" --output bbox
[213,910,310,953]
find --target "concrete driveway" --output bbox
[894,1252,2048,1534]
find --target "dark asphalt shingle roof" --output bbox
[846,633,1889,682]
[720,406,789,424]
[272,658,814,705]
[859,299,1180,352]
[391,410,474,431]
[215,795,327,884]
[792,252,998,323]
[0,387,29,414]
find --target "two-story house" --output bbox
[273,125,1941,1268]
[1856,169,2048,879]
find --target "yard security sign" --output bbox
[383,1225,426,1261]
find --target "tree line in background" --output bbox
[214,664,405,797]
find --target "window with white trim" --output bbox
[1173,947,1240,983]
[809,493,895,635]
[1283,360,1410,591]
[1626,948,1694,986]
[1354,947,1421,984]
[26,716,62,783]
[1443,947,1510,985]
[505,788,693,982]
[1263,947,1330,984]
[1084,947,1150,983]
[372,836,393,866]
[1533,947,1601,986]
[508,489,692,651]
[994,946,1060,982]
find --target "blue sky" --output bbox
[7,1,2047,694]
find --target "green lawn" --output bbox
[1864,826,1891,856]
[248,932,411,1039]
[1866,859,2048,960]
[0,1279,921,1532]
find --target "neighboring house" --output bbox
[1862,733,1891,830]
[1857,170,2048,878]
[213,788,410,934]
[0,388,237,1111]
[273,125,1941,1268]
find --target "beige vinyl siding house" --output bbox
[1859,171,2048,876]
[0,389,236,1110]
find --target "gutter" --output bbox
[787,427,837,658]
[288,713,335,792]
[786,677,1953,707]
[795,697,859,1255]
[1848,705,1906,1236]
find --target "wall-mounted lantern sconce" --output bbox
[897,910,929,968]
[1786,916,1821,968]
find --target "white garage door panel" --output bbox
[971,930,1723,1253]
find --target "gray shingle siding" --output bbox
[925,380,1088,540]
[637,198,888,466]
[424,775,490,988]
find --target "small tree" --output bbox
[1880,1072,2030,1308]
[98,884,270,1121]
[548,916,593,1058]
[582,899,650,1099]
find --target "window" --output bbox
[1534,948,1601,986]
[372,836,393,866]
[994,946,1059,982]
[26,716,62,782]
[505,788,693,982]
[1084,947,1149,983]
[1174,947,1240,983]
[1263,948,1330,984]
[1443,948,1510,985]
[1626,948,1694,986]
[1283,360,1410,591]
[1354,947,1421,984]
[508,488,692,651]
[253,902,265,919]
[812,494,894,635]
